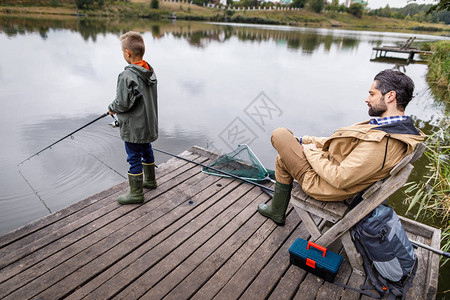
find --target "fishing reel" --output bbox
[109,114,119,128]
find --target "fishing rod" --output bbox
[17,112,114,166]
[411,240,450,259]
[152,147,275,193]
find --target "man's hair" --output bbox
[120,31,145,57]
[373,69,415,112]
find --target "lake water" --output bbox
[0,16,449,295]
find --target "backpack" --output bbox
[350,204,418,299]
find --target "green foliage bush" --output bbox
[348,3,364,18]
[427,41,450,92]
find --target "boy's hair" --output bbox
[120,31,145,57]
[374,69,415,112]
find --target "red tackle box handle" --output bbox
[307,241,327,257]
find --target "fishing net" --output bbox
[201,144,275,182]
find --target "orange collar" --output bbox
[133,60,150,70]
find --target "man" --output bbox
[258,69,425,226]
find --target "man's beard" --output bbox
[368,96,387,117]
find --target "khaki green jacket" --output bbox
[301,119,425,201]
[108,63,158,144]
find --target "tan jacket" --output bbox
[300,119,425,201]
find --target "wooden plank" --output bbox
[190,145,220,160]
[65,177,242,300]
[341,230,364,276]
[144,192,273,299]
[390,150,415,176]
[0,152,199,262]
[241,216,322,299]
[410,143,426,164]
[401,214,440,299]
[2,157,214,299]
[77,181,257,300]
[361,180,382,200]
[406,234,429,300]
[340,258,367,300]
[190,219,277,300]
[212,209,301,300]
[316,245,352,300]
[0,153,204,287]
[0,181,126,248]
[323,200,348,221]
[267,217,325,300]
[316,164,413,247]
[291,196,341,223]
[425,226,441,300]
[400,215,436,239]
[295,208,322,241]
[0,151,195,249]
[291,183,344,223]
[33,167,229,300]
[268,265,308,300]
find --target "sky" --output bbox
[341,0,437,9]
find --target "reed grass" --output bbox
[405,118,450,264]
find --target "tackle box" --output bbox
[289,238,343,282]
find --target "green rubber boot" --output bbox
[143,162,157,189]
[257,182,293,226]
[118,173,145,204]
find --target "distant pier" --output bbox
[373,37,434,62]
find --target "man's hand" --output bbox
[108,110,115,115]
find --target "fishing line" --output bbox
[18,169,52,214]
[17,112,110,166]
[84,150,127,179]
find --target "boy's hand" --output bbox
[108,110,115,115]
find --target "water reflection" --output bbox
[2,15,361,53]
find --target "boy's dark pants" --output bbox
[125,142,155,174]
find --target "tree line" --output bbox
[69,0,448,23]
[369,3,450,24]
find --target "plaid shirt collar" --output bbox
[369,115,408,125]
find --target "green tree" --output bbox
[292,0,306,8]
[348,3,364,18]
[75,0,104,9]
[338,4,346,12]
[308,0,324,13]
[429,0,450,12]
[151,0,159,9]
[76,0,94,10]
[380,4,391,17]
[409,0,449,13]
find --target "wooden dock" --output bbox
[0,146,441,299]
[372,46,434,62]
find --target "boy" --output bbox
[108,31,158,205]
